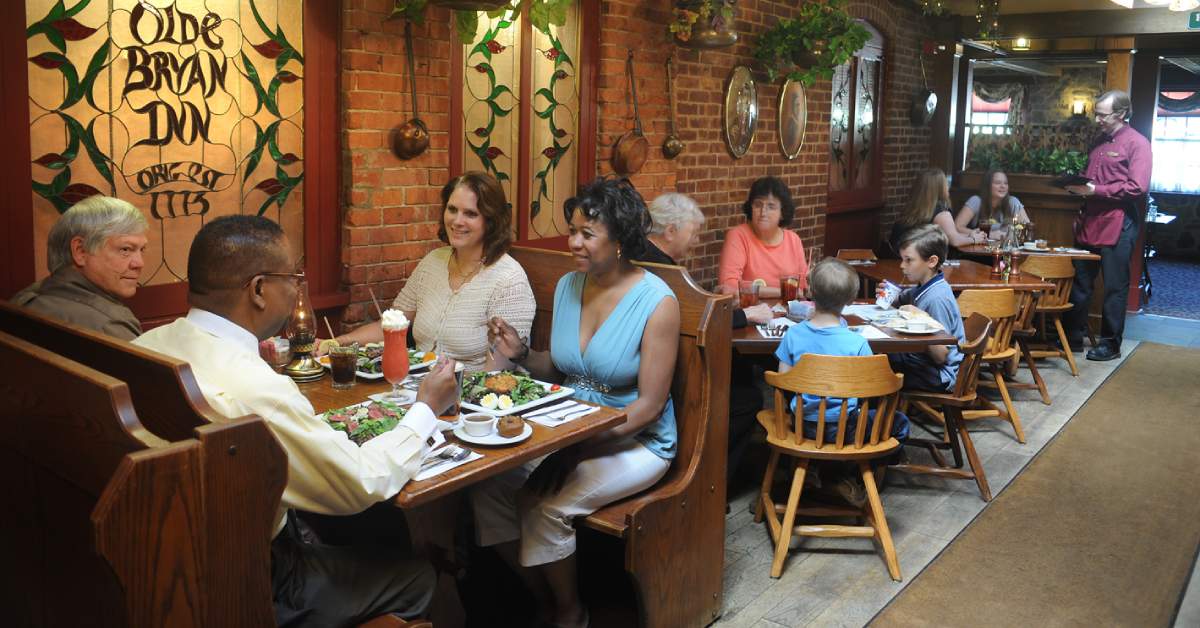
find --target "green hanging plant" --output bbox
[392,0,572,45]
[752,0,870,87]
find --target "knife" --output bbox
[524,399,580,418]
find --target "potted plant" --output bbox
[393,0,572,45]
[669,0,737,49]
[753,0,870,86]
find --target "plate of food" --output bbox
[317,343,438,380]
[319,399,408,445]
[459,371,574,416]
[886,317,944,335]
[453,416,533,446]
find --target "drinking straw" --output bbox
[323,316,337,342]
[367,286,385,319]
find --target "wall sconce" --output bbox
[1012,37,1030,51]
[1071,98,1087,117]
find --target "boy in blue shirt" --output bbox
[775,258,910,443]
[883,224,966,392]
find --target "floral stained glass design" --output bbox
[460,4,580,241]
[829,63,851,192]
[26,0,305,285]
[853,58,878,190]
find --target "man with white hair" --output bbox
[12,195,148,340]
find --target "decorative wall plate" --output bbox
[777,78,807,159]
[723,66,757,158]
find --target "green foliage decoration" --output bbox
[753,0,871,87]
[393,0,572,45]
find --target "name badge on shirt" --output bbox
[1105,151,1120,158]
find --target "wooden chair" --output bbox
[511,247,732,628]
[894,313,995,501]
[1021,255,1080,377]
[0,329,207,627]
[955,289,1028,444]
[754,354,904,580]
[1003,288,1052,406]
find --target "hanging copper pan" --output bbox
[393,21,430,160]
[611,50,648,175]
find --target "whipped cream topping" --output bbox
[381,309,410,330]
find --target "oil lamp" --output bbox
[283,279,326,382]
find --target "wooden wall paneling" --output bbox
[1,3,35,299]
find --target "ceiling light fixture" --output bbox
[1012,37,1030,50]
[1168,0,1199,10]
[1143,0,1170,5]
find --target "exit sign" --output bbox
[1191,11,1200,30]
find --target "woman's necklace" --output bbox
[449,251,484,283]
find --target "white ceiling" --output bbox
[945,0,1171,14]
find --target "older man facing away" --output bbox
[12,195,147,340]
[134,215,460,627]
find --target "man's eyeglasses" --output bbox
[245,270,306,287]
[1094,110,1120,121]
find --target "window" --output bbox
[828,21,884,210]
[969,94,1012,134]
[1151,91,1200,194]
[451,1,596,247]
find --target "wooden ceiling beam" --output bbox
[958,9,1191,38]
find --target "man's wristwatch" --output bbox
[511,342,530,364]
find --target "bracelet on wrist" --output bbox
[511,342,530,364]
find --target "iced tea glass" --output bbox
[738,280,759,308]
[781,275,800,302]
[329,343,359,390]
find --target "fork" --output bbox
[420,444,465,470]
[762,325,787,338]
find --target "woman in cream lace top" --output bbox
[335,172,534,369]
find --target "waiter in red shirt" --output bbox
[1063,89,1152,362]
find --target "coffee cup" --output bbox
[462,412,495,437]
[876,280,901,308]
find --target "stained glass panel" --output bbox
[528,3,579,239]
[26,0,305,284]
[461,11,520,218]
[853,58,879,190]
[828,62,851,192]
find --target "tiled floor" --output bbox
[713,312,1200,628]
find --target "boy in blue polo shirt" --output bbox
[884,224,966,391]
[776,258,910,443]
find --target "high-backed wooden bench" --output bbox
[0,329,209,626]
[510,247,732,628]
[0,302,286,627]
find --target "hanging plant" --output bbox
[752,0,870,87]
[669,0,737,49]
[392,0,573,44]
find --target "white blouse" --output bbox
[392,247,535,370]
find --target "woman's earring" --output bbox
[617,246,622,259]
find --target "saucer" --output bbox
[893,325,940,335]
[453,423,533,446]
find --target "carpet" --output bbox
[1145,256,1200,321]
[871,342,1200,628]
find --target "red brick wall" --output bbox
[338,0,935,325]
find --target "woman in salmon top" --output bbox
[717,176,808,299]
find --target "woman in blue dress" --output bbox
[474,177,680,628]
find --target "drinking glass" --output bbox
[738,280,760,308]
[267,337,291,372]
[329,343,359,390]
[382,327,412,402]
[780,275,800,302]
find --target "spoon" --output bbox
[393,20,430,160]
[663,54,684,160]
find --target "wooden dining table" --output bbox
[956,243,1101,262]
[732,304,959,356]
[300,376,627,508]
[853,258,1054,292]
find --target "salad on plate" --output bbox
[322,399,408,445]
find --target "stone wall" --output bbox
[337,0,935,325]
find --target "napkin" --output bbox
[848,325,891,339]
[415,448,483,481]
[524,404,600,428]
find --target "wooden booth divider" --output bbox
[510,247,733,628]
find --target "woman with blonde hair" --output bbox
[889,167,982,252]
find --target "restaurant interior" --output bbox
[2,0,1199,627]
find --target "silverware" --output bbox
[524,400,580,418]
[420,444,466,471]
[544,403,595,422]
[555,406,600,422]
[761,325,787,338]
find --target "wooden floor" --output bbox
[713,334,1142,627]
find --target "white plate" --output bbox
[891,325,942,335]
[460,374,575,417]
[453,422,532,446]
[1022,243,1049,252]
[316,355,386,380]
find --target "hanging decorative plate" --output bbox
[723,65,757,158]
[777,78,807,160]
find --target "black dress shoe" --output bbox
[1086,344,1121,361]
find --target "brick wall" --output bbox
[339,0,935,325]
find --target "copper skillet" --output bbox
[611,50,648,175]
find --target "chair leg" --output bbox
[948,407,992,501]
[1018,338,1051,405]
[755,450,780,523]
[1053,318,1079,377]
[991,365,1026,444]
[861,462,901,581]
[770,459,808,579]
